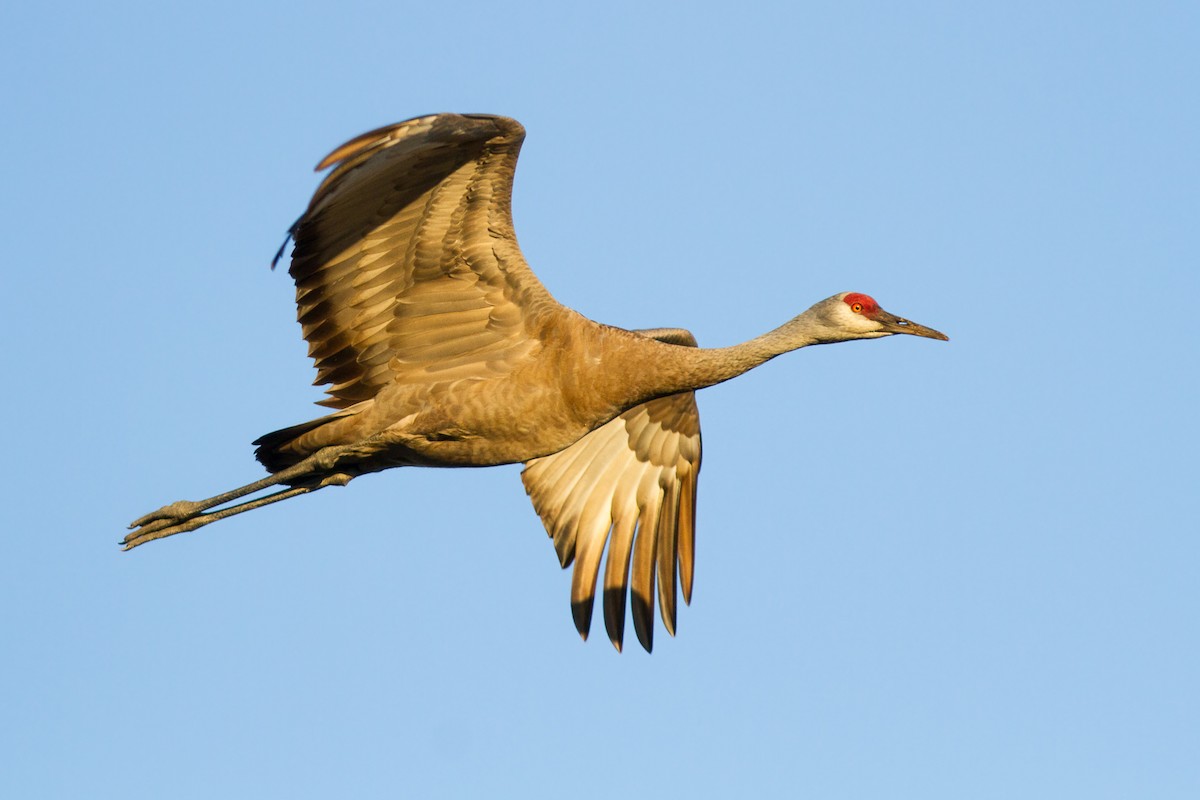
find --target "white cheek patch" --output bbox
[838,304,882,334]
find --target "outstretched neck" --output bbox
[649,312,833,398]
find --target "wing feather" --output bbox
[630,481,664,652]
[520,328,703,653]
[281,114,556,409]
[656,479,681,638]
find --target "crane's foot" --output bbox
[124,499,214,549]
[129,500,207,530]
[123,512,211,550]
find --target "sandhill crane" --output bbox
[126,114,947,652]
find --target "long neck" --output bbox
[639,311,834,400]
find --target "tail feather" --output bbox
[252,414,343,473]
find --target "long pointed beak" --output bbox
[876,310,950,341]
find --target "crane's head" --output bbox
[810,292,949,342]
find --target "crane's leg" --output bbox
[123,441,369,550]
[122,483,332,549]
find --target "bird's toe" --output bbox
[128,500,205,529]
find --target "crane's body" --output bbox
[126,113,947,652]
[257,317,681,472]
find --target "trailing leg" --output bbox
[123,442,363,550]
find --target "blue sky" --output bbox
[3,1,1197,797]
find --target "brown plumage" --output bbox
[126,113,948,652]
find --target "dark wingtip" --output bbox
[603,587,628,654]
[571,599,594,642]
[631,592,654,653]
[270,220,299,270]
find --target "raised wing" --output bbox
[282,114,557,408]
[521,329,703,653]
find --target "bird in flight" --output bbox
[126,113,948,652]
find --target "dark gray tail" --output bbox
[252,416,337,473]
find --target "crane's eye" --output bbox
[851,302,863,313]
